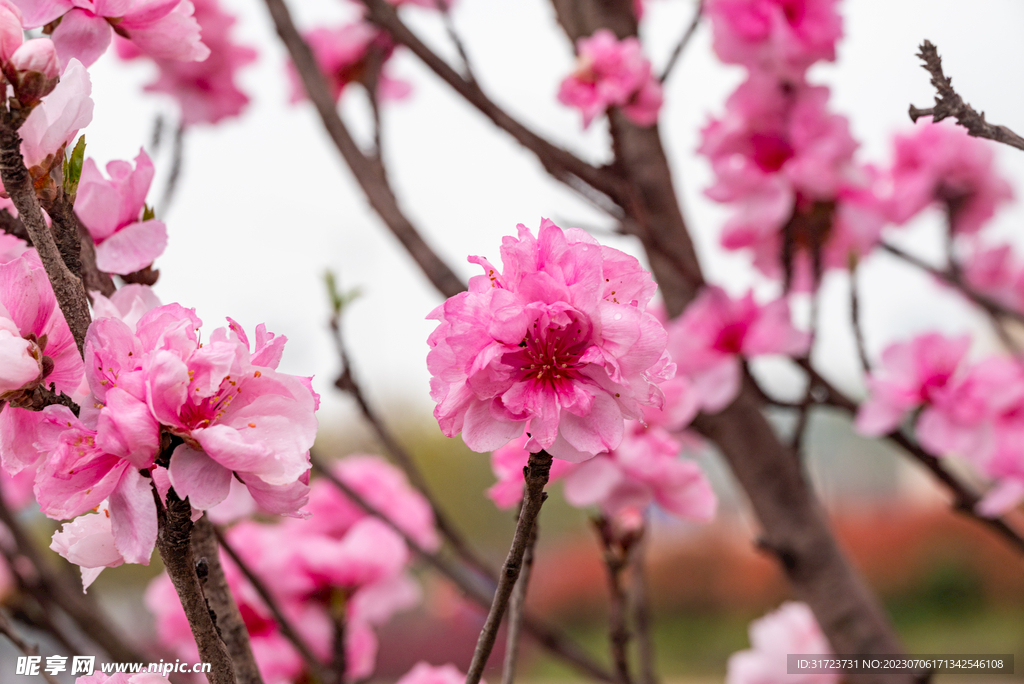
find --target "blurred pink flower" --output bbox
[884,119,1013,235]
[51,500,126,590]
[727,601,836,684]
[75,148,167,274]
[428,219,673,462]
[397,663,474,684]
[558,29,662,128]
[706,0,842,77]
[114,0,257,127]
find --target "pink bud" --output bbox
[0,0,23,64]
[8,39,59,104]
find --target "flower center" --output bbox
[506,313,592,386]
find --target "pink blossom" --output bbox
[428,219,673,462]
[289,23,410,105]
[667,286,809,412]
[6,38,60,104]
[884,119,1013,235]
[397,663,475,684]
[488,435,575,509]
[19,57,93,170]
[855,333,971,436]
[706,0,842,77]
[50,500,126,590]
[962,243,1024,312]
[304,455,441,551]
[0,252,83,399]
[90,283,162,330]
[557,29,662,128]
[13,0,209,68]
[727,601,836,684]
[114,0,257,127]
[75,148,167,274]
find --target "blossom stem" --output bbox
[659,0,703,83]
[500,503,538,684]
[628,525,658,684]
[154,488,236,684]
[192,515,265,684]
[594,517,634,684]
[466,450,552,684]
[0,120,91,354]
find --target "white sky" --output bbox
[78,0,1024,432]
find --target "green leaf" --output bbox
[142,203,156,222]
[63,135,86,197]
[324,269,361,315]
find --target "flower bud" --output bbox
[8,39,59,105]
[0,0,23,64]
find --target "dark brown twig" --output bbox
[500,501,537,684]
[0,121,91,353]
[215,526,330,684]
[629,527,658,684]
[154,488,235,684]
[192,515,264,684]
[594,517,635,684]
[466,450,552,684]
[158,121,186,217]
[308,453,616,683]
[795,358,1024,555]
[909,40,1024,152]
[0,610,61,684]
[263,0,467,300]
[434,0,475,82]
[329,593,348,684]
[42,193,115,299]
[659,0,703,83]
[849,260,871,376]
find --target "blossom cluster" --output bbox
[857,333,1024,516]
[727,601,837,684]
[147,455,437,684]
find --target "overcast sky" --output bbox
[78,0,1024,434]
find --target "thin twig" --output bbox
[659,0,703,83]
[434,0,475,82]
[327,287,497,581]
[263,0,467,299]
[330,593,347,684]
[849,260,871,376]
[466,450,552,684]
[0,610,61,684]
[358,0,625,205]
[791,284,821,456]
[215,526,331,684]
[629,523,658,684]
[192,515,264,684]
[595,517,634,684]
[159,121,186,217]
[308,453,616,683]
[500,500,537,684]
[795,358,1024,555]
[909,40,1024,152]
[154,487,235,684]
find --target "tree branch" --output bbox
[0,120,91,354]
[0,610,61,684]
[466,450,552,684]
[308,452,616,683]
[500,501,537,684]
[909,40,1024,152]
[215,526,331,684]
[849,261,871,376]
[659,0,703,83]
[154,487,235,684]
[42,193,115,299]
[263,0,467,300]
[629,526,658,684]
[358,0,626,206]
[192,515,264,684]
[594,516,634,684]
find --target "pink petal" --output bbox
[10,0,70,28]
[563,457,621,507]
[167,443,232,511]
[108,467,157,565]
[93,219,167,275]
[51,7,111,67]
[95,386,160,468]
[461,398,524,452]
[976,478,1024,517]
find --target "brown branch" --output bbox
[0,207,29,242]
[434,0,475,82]
[329,593,347,684]
[42,193,115,299]
[628,527,658,684]
[659,0,703,83]
[158,122,186,216]
[0,481,146,664]
[0,610,61,684]
[594,517,634,684]
[327,286,497,581]
[308,452,616,683]
[154,487,235,684]
[500,501,537,684]
[263,0,466,300]
[796,358,1024,555]
[466,450,552,684]
[0,120,91,354]
[358,0,626,206]
[849,261,871,376]
[192,515,264,684]
[215,526,331,684]
[910,40,1024,152]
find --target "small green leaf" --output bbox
[63,135,86,198]
[324,269,361,315]
[142,203,156,222]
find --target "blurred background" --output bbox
[6,0,1024,680]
